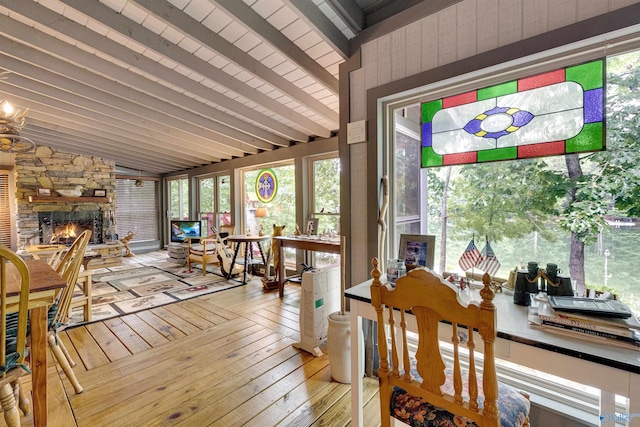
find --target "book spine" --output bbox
[538,314,634,338]
[541,320,640,346]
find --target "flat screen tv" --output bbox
[170,220,202,243]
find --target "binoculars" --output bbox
[513,262,573,305]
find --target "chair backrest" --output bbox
[51,230,92,327]
[370,257,500,426]
[0,246,31,373]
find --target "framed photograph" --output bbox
[93,189,107,197]
[305,218,319,235]
[398,234,435,270]
[37,188,51,196]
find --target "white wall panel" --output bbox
[523,0,548,39]
[377,35,392,85]
[548,0,577,31]
[362,40,378,90]
[349,141,368,285]
[349,68,365,122]
[420,14,439,72]
[497,0,523,47]
[577,0,608,20]
[391,27,406,82]
[476,0,499,53]
[456,1,478,60]
[405,21,422,77]
[437,6,457,66]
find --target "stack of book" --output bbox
[531,302,640,349]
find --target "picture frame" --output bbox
[305,218,319,235]
[398,234,435,270]
[37,188,52,196]
[93,189,107,197]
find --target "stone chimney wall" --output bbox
[15,146,116,245]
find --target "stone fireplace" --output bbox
[14,146,117,249]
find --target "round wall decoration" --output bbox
[256,168,278,203]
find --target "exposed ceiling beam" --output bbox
[57,0,335,137]
[0,46,265,156]
[0,0,310,142]
[283,0,350,59]
[212,0,339,94]
[323,0,363,34]
[134,0,339,119]
[25,126,197,174]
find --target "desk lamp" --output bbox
[255,207,269,236]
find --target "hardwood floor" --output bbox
[5,251,382,427]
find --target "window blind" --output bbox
[116,179,158,241]
[0,171,10,247]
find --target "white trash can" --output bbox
[327,311,363,383]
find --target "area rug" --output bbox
[68,259,244,326]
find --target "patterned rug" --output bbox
[69,258,244,326]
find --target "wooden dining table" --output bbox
[5,259,67,427]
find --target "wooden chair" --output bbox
[186,236,218,276]
[1,246,31,427]
[48,230,92,394]
[370,258,530,427]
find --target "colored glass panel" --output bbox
[443,91,477,108]
[421,99,442,123]
[478,147,517,163]
[422,146,443,167]
[421,58,605,168]
[477,81,517,100]
[566,60,603,91]
[566,122,604,153]
[518,69,565,91]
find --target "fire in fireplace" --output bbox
[38,211,103,245]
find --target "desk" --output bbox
[6,259,67,427]
[274,236,341,297]
[345,279,640,427]
[225,235,270,284]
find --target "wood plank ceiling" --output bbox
[0,0,407,175]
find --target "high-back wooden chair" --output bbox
[370,258,530,427]
[1,246,31,427]
[48,230,92,394]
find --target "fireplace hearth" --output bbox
[38,211,103,245]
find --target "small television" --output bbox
[170,220,202,243]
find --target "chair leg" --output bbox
[0,382,21,427]
[13,378,30,415]
[57,336,77,367]
[48,334,83,394]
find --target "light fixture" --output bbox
[0,99,35,153]
[134,170,144,187]
[255,206,269,236]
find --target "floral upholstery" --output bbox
[389,363,530,427]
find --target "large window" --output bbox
[167,176,189,220]
[387,50,640,313]
[198,174,231,234]
[310,155,340,234]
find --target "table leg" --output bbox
[278,243,285,298]
[351,310,363,427]
[227,244,241,280]
[30,306,48,427]
[243,243,250,284]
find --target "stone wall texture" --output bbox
[15,146,116,245]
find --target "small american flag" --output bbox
[458,238,481,271]
[476,240,501,277]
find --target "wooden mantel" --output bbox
[28,196,112,203]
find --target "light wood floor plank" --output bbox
[66,326,111,369]
[85,321,132,362]
[118,313,171,347]
[103,316,152,354]
[135,309,188,340]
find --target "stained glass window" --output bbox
[421,59,605,167]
